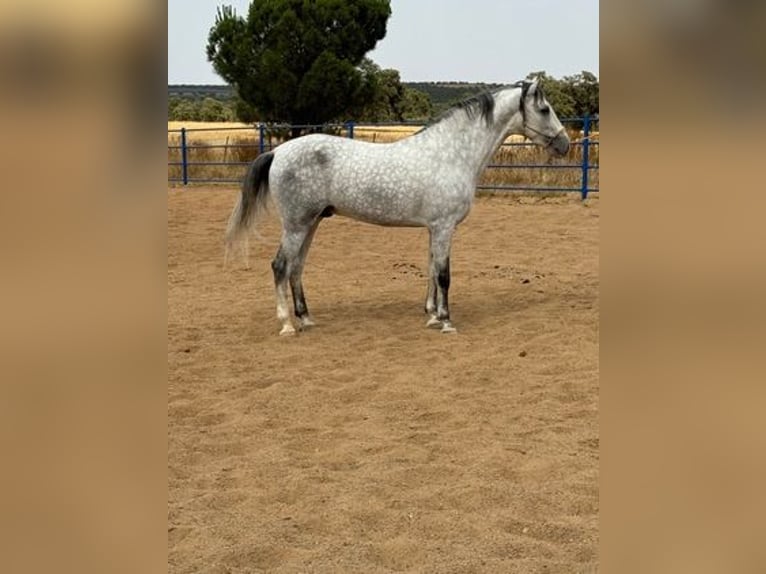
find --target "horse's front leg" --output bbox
[289,219,320,330]
[428,225,457,334]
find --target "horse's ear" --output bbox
[523,78,536,98]
[519,80,533,101]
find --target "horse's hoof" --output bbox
[279,324,296,337]
[426,315,441,328]
[298,316,316,330]
[440,322,457,334]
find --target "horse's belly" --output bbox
[333,206,424,227]
[330,184,426,227]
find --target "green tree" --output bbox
[170,99,200,121]
[562,71,599,118]
[356,59,401,121]
[526,70,598,125]
[398,86,432,121]
[199,97,234,121]
[234,97,260,123]
[168,97,182,120]
[207,1,391,133]
[355,59,432,122]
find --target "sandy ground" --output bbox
[168,187,599,573]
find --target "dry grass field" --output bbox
[168,188,599,573]
[168,121,423,143]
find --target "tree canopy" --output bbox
[167,71,598,126]
[355,59,432,122]
[525,70,599,121]
[207,0,392,127]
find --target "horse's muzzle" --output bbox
[550,132,570,156]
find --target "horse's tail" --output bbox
[224,151,275,257]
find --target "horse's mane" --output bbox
[452,91,496,126]
[415,90,498,135]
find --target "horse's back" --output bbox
[271,134,381,185]
[273,133,390,169]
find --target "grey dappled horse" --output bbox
[226,79,569,336]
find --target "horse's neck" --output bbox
[415,87,524,179]
[471,89,524,175]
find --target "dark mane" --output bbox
[453,91,496,126]
[416,90,497,134]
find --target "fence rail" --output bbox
[168,117,599,198]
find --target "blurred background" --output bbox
[602,1,766,572]
[0,2,165,573]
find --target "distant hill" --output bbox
[168,85,235,100]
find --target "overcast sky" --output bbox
[168,0,599,84]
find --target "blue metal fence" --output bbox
[168,116,599,198]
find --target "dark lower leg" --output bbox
[271,247,288,283]
[436,257,451,321]
[290,276,309,319]
[289,220,319,327]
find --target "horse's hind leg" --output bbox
[272,225,312,336]
[289,219,320,330]
[271,245,294,336]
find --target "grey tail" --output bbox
[224,151,275,246]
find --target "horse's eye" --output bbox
[540,106,550,115]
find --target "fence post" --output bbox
[346,120,354,139]
[180,127,188,186]
[258,123,265,154]
[580,115,590,200]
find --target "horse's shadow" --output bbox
[246,272,596,337]
[300,286,563,334]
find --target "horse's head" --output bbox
[519,78,570,156]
